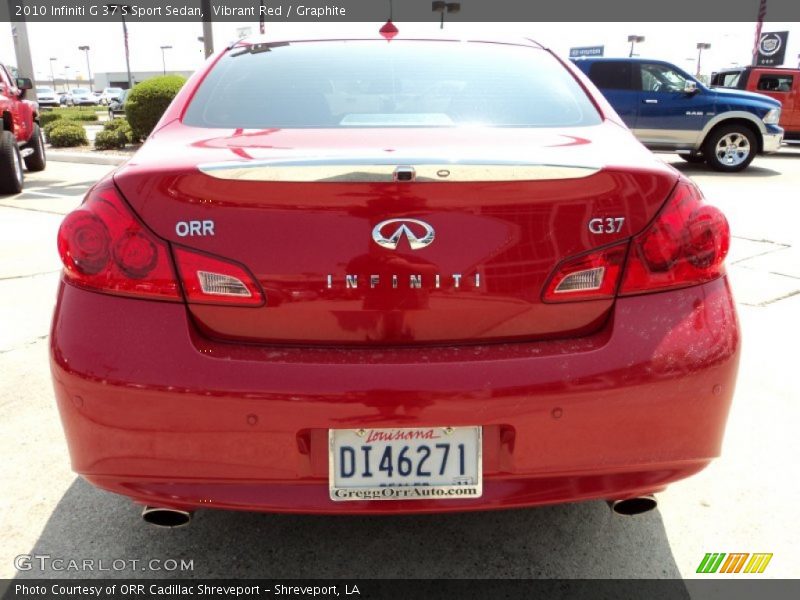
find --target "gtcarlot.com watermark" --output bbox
[15,554,194,572]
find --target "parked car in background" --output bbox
[0,64,46,194]
[70,87,99,106]
[52,33,739,526]
[100,87,124,105]
[59,91,73,106]
[573,57,783,171]
[711,67,799,142]
[107,88,129,119]
[35,86,59,107]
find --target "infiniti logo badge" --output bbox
[372,219,435,250]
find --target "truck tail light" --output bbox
[57,181,264,306]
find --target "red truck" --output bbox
[0,63,46,194]
[711,66,800,141]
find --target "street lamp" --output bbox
[160,45,172,75]
[432,2,460,29]
[696,43,711,77]
[63,65,71,90]
[627,35,645,57]
[106,4,133,89]
[49,57,57,89]
[78,45,93,91]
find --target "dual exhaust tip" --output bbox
[141,495,657,527]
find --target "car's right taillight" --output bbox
[619,181,730,295]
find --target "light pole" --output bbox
[106,4,133,89]
[628,35,645,57]
[49,57,57,89]
[78,45,93,91]
[696,43,711,78]
[63,65,71,90]
[160,45,172,75]
[432,2,460,29]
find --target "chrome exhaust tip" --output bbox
[141,506,193,528]
[608,495,658,516]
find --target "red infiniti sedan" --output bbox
[51,33,739,527]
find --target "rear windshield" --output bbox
[183,40,601,129]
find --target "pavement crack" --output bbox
[0,334,49,355]
[0,270,61,281]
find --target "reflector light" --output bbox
[198,271,252,297]
[173,247,264,306]
[554,267,605,293]
[543,243,627,302]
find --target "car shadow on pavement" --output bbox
[16,478,689,585]
[666,161,782,178]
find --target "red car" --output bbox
[51,33,739,527]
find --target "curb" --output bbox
[47,151,127,166]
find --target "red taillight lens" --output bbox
[620,182,729,295]
[543,242,628,302]
[173,247,264,306]
[57,182,181,300]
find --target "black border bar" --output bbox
[2,0,800,22]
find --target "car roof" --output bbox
[232,29,544,50]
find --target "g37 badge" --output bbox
[589,217,625,234]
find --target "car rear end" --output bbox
[50,36,739,517]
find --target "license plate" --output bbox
[329,426,482,501]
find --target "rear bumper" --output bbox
[50,277,740,514]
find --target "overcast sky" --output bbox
[2,21,799,83]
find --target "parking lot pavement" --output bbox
[1,151,798,581]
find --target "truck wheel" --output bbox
[679,153,706,164]
[0,130,24,194]
[23,124,46,172]
[703,124,757,172]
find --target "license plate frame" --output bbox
[328,426,482,502]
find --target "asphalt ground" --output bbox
[1,150,798,581]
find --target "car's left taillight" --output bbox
[57,181,264,306]
[57,181,182,301]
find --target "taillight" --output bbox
[543,242,628,302]
[57,181,265,306]
[173,247,264,306]
[542,180,729,302]
[619,181,729,295]
[57,182,181,300]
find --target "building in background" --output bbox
[35,70,194,91]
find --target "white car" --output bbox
[70,87,98,106]
[35,86,59,107]
[99,87,124,105]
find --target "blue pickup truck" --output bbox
[572,57,784,172]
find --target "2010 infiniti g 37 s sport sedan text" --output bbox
[51,33,739,526]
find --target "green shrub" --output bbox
[103,117,132,138]
[48,122,88,147]
[125,75,185,141]
[94,129,128,150]
[54,107,100,122]
[44,118,78,142]
[39,112,62,127]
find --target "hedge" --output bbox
[43,119,77,142]
[53,108,99,122]
[48,122,88,147]
[94,129,128,150]
[39,112,62,127]
[125,75,186,141]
